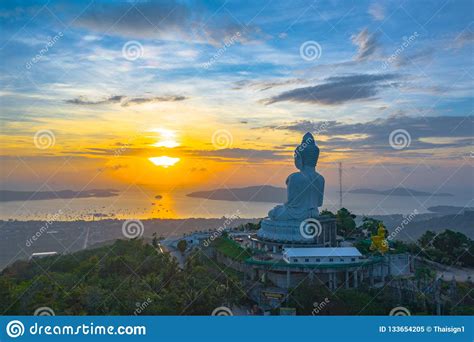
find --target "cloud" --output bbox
[368,3,385,21]
[189,148,289,162]
[122,95,188,106]
[351,28,381,61]
[66,95,125,105]
[262,73,399,105]
[393,48,434,67]
[266,120,338,135]
[65,145,289,163]
[452,30,474,48]
[74,1,259,46]
[97,164,128,172]
[66,95,188,106]
[233,78,306,91]
[267,115,473,153]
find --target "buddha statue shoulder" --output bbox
[268,132,325,221]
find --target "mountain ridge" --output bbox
[187,185,285,203]
[187,185,454,202]
[348,187,453,197]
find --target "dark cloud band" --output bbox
[262,73,399,105]
[66,95,188,106]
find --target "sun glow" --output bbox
[149,156,180,168]
[150,128,180,148]
[152,140,180,148]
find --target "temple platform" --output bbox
[253,216,337,252]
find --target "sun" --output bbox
[150,128,180,148]
[148,128,180,167]
[152,140,180,148]
[148,156,180,168]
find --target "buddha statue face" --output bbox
[294,132,319,170]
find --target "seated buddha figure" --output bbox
[268,132,325,221]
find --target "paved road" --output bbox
[160,241,186,269]
[83,227,90,249]
[415,256,474,282]
[436,266,474,282]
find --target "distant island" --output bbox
[0,189,119,202]
[187,185,454,202]
[427,205,474,214]
[348,187,453,197]
[187,185,286,203]
[155,195,162,200]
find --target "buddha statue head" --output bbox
[294,132,319,170]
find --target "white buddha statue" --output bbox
[268,132,325,221]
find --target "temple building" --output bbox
[204,133,413,310]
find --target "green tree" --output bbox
[0,239,245,315]
[418,230,436,248]
[177,239,188,254]
[336,208,356,237]
[320,209,335,218]
[416,230,474,267]
[360,217,383,236]
[336,289,384,315]
[152,232,158,249]
[288,282,332,314]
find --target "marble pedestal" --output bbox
[255,216,337,249]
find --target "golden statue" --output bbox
[370,223,389,254]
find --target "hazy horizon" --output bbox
[1,0,472,213]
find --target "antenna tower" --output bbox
[338,162,343,209]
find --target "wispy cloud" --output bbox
[122,96,188,106]
[368,3,385,21]
[233,78,306,91]
[452,30,474,48]
[394,47,434,67]
[189,148,289,162]
[351,28,381,61]
[65,95,125,105]
[268,115,473,153]
[66,95,188,106]
[74,1,260,46]
[261,73,399,105]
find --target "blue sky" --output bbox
[0,0,473,194]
